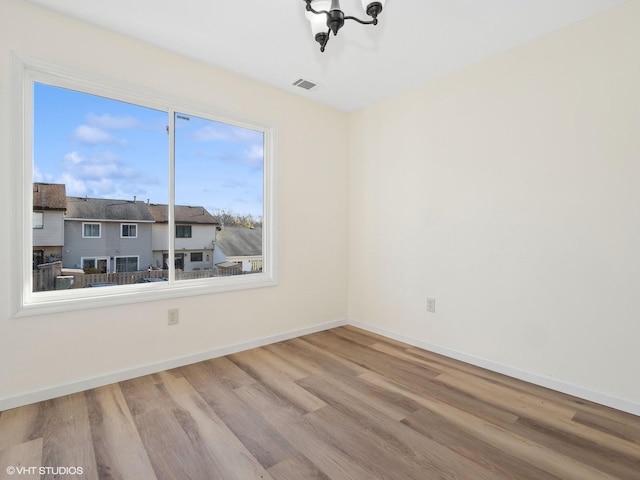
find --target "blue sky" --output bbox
[33,83,264,218]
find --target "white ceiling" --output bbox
[26,0,628,112]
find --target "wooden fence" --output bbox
[33,263,245,291]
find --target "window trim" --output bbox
[121,223,138,239]
[82,222,102,239]
[11,54,277,317]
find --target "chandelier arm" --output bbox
[306,5,331,16]
[343,15,376,26]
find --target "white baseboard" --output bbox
[0,318,347,411]
[349,320,640,417]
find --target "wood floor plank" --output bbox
[304,405,432,480]
[299,370,421,422]
[131,407,212,480]
[85,383,157,480]
[0,404,44,451]
[401,408,562,480]
[303,330,441,388]
[438,371,640,460]
[572,409,640,445]
[359,371,624,480]
[284,337,367,376]
[228,348,326,413]
[119,374,168,417]
[179,359,298,469]
[0,438,43,480]
[341,325,417,349]
[234,382,374,479]
[299,373,515,480]
[403,344,625,422]
[40,394,99,480]
[267,454,330,480]
[511,415,640,479]
[154,373,273,480]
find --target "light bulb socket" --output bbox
[315,32,329,52]
[315,32,328,45]
[327,9,345,35]
[365,1,383,19]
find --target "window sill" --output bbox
[14,272,277,318]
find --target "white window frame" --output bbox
[11,55,277,317]
[82,222,102,238]
[121,223,138,239]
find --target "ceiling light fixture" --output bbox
[304,0,386,52]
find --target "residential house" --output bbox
[146,204,220,272]
[213,226,263,273]
[32,182,66,268]
[63,196,155,273]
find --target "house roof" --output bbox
[65,197,155,222]
[216,226,262,257]
[33,183,66,210]
[147,204,218,225]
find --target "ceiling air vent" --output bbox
[293,78,318,91]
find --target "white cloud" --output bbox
[58,172,89,196]
[86,113,141,130]
[33,165,55,183]
[57,150,160,198]
[73,125,115,144]
[64,151,84,164]
[245,144,264,164]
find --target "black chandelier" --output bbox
[303,0,386,52]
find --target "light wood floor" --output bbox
[1,326,639,479]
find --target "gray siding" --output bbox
[33,211,64,247]
[63,221,152,271]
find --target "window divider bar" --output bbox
[168,110,176,283]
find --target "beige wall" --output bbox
[0,0,349,406]
[349,1,640,410]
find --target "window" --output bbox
[83,223,101,238]
[121,224,137,238]
[15,57,275,315]
[176,225,192,238]
[115,256,139,273]
[82,257,109,273]
[33,212,43,229]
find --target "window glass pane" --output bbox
[32,83,167,292]
[121,224,137,237]
[175,225,192,238]
[83,223,101,238]
[174,113,264,280]
[33,212,44,229]
[115,256,138,272]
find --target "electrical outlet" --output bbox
[426,298,436,313]
[168,308,179,326]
